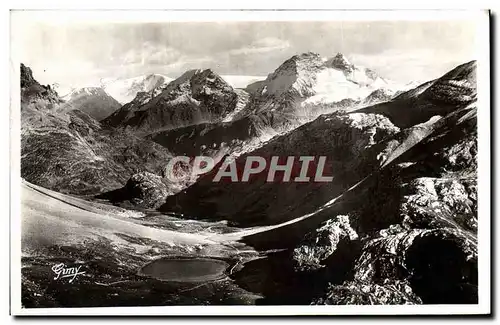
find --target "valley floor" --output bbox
[20,180,281,307]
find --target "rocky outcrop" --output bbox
[352,225,476,281]
[353,225,475,304]
[400,177,477,231]
[432,130,477,176]
[308,217,477,304]
[313,279,422,305]
[331,113,401,157]
[20,63,61,109]
[124,172,170,209]
[20,63,36,88]
[292,215,358,271]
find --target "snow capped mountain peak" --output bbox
[274,52,324,75]
[62,86,109,101]
[59,86,121,121]
[260,52,324,98]
[235,51,417,120]
[324,53,382,85]
[101,74,172,104]
[362,88,396,106]
[251,52,398,107]
[161,69,234,98]
[193,68,228,85]
[76,86,105,96]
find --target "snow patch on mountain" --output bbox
[246,52,414,115]
[61,87,110,101]
[102,74,173,104]
[304,68,376,104]
[303,53,410,105]
[221,75,266,89]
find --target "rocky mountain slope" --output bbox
[19,55,479,307]
[20,64,173,195]
[103,69,244,134]
[145,53,405,164]
[98,53,404,176]
[147,110,296,160]
[21,63,62,110]
[159,60,478,304]
[358,61,477,128]
[160,60,476,227]
[62,87,122,121]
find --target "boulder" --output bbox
[292,215,358,271]
[400,177,477,231]
[350,225,477,304]
[124,172,170,209]
[312,279,422,305]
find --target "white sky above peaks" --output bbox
[11,15,478,89]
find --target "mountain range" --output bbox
[19,52,479,307]
[20,64,173,195]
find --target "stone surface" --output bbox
[312,279,422,305]
[124,172,170,209]
[400,177,477,231]
[293,215,358,271]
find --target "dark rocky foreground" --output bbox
[20,58,480,307]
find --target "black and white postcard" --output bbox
[9,9,491,316]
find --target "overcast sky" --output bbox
[13,20,477,88]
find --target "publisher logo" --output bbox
[51,263,86,283]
